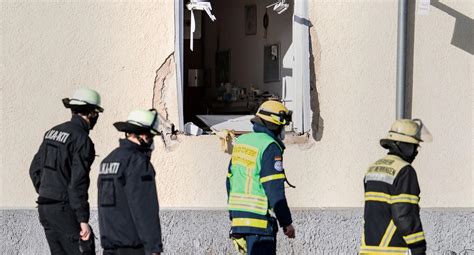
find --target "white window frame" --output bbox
[174,0,311,134]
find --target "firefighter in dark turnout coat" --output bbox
[227,100,295,255]
[360,119,432,255]
[98,109,163,255]
[29,88,103,255]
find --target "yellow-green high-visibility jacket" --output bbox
[227,130,292,235]
[360,154,426,255]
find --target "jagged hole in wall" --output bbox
[161,0,324,147]
[181,0,294,133]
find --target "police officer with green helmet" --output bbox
[227,100,295,255]
[360,119,432,255]
[29,88,103,254]
[98,109,163,255]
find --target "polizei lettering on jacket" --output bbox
[100,162,120,175]
[44,129,70,143]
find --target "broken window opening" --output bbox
[176,0,311,136]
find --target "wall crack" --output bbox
[153,52,180,150]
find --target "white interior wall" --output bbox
[202,0,293,97]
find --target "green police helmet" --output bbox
[114,109,160,135]
[62,88,104,112]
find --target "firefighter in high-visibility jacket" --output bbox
[227,100,295,255]
[360,119,432,255]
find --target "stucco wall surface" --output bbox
[1,209,473,254]
[1,0,472,209]
[0,1,175,207]
[306,0,473,208]
[409,0,474,206]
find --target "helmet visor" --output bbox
[413,119,432,142]
[268,110,292,125]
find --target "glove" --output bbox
[231,236,247,254]
[229,232,247,254]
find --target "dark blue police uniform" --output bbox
[98,139,163,255]
[30,115,96,255]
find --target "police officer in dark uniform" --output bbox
[360,119,432,255]
[98,109,163,255]
[29,88,103,255]
[227,100,295,255]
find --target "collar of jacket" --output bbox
[119,138,151,153]
[71,114,90,134]
[387,152,414,164]
[252,123,286,150]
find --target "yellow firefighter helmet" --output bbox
[255,100,292,126]
[383,119,432,144]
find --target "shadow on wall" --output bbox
[406,0,473,118]
[431,0,474,55]
[308,24,324,141]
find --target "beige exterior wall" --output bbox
[0,1,176,207]
[1,0,472,209]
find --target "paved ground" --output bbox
[1,208,473,254]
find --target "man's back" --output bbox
[30,115,95,221]
[98,138,163,254]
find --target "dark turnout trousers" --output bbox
[246,234,277,255]
[38,203,94,255]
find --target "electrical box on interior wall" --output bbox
[188,69,204,87]
[264,43,280,83]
